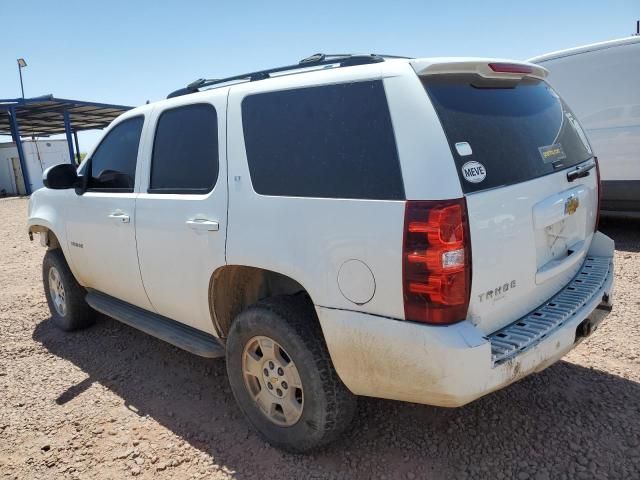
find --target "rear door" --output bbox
[421,72,598,334]
[135,95,227,334]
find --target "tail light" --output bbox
[403,199,471,325]
[488,63,533,74]
[594,156,602,230]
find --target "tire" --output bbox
[226,294,356,452]
[42,249,95,331]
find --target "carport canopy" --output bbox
[0,95,132,194]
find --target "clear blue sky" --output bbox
[1,0,638,152]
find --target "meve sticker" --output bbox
[461,161,486,183]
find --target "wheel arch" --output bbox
[28,216,82,286]
[209,265,314,338]
[28,220,61,250]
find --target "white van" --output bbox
[530,37,640,216]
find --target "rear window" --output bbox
[423,75,593,193]
[241,81,404,200]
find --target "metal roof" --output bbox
[0,95,132,137]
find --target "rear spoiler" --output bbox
[410,58,548,80]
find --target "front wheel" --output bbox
[43,249,95,331]
[226,295,356,452]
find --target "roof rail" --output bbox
[167,53,386,99]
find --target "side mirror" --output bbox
[43,163,80,190]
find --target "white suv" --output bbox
[28,54,615,452]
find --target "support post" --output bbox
[63,110,75,164]
[8,107,31,195]
[18,65,25,98]
[73,131,81,165]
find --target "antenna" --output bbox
[635,20,640,36]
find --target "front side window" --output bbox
[241,80,405,200]
[88,116,144,192]
[149,104,219,194]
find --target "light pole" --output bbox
[17,58,27,98]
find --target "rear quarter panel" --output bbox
[225,64,412,318]
[225,62,465,319]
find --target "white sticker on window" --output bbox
[455,141,473,156]
[461,161,487,183]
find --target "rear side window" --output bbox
[423,75,593,193]
[241,81,404,200]
[88,116,143,192]
[149,104,218,194]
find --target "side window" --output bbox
[241,80,404,200]
[88,116,144,192]
[149,104,218,194]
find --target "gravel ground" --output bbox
[1,197,639,479]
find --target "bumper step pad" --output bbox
[488,256,612,365]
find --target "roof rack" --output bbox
[167,53,387,99]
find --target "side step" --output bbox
[86,290,225,358]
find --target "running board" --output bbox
[86,291,225,358]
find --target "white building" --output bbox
[0,139,70,196]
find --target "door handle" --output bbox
[186,218,219,231]
[108,212,130,223]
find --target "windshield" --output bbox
[423,75,593,193]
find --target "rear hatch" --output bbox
[418,62,598,334]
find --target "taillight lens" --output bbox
[403,199,471,325]
[594,156,601,230]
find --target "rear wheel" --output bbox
[226,295,356,452]
[43,249,95,331]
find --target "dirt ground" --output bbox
[1,197,639,480]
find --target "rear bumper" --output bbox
[317,232,615,407]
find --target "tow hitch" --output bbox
[575,296,612,342]
[576,318,594,339]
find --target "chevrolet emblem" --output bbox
[564,196,579,215]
